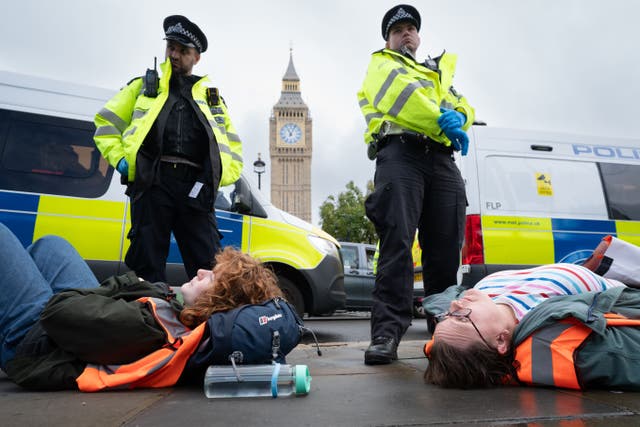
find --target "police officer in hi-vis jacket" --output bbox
[357,4,474,365]
[94,15,243,283]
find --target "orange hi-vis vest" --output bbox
[76,297,206,392]
[515,314,640,389]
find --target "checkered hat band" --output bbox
[166,22,202,51]
[386,7,415,36]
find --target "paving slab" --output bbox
[125,341,637,427]
[0,376,171,427]
[2,340,640,427]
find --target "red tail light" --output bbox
[461,214,484,264]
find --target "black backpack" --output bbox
[186,297,304,370]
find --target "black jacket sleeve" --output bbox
[40,272,178,365]
[4,322,85,390]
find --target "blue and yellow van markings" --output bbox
[615,221,640,247]
[0,191,129,260]
[1,189,253,265]
[0,191,40,246]
[34,195,128,260]
[482,216,554,264]
[2,190,329,292]
[482,215,638,266]
[552,218,615,264]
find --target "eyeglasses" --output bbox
[434,308,492,349]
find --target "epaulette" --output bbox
[426,50,447,69]
[127,76,143,85]
[120,76,143,90]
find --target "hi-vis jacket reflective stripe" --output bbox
[357,48,475,146]
[515,314,640,390]
[93,59,243,186]
[76,297,206,392]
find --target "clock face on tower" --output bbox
[280,123,302,144]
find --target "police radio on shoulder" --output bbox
[144,57,159,98]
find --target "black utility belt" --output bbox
[382,133,453,154]
[159,161,202,182]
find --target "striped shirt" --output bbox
[474,263,626,321]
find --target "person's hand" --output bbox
[438,107,466,132]
[444,128,469,156]
[116,158,129,176]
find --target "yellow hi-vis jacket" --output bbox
[93,59,243,186]
[76,297,206,391]
[357,48,475,147]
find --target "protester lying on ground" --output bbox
[423,236,640,390]
[0,222,284,390]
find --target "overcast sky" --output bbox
[2,0,639,225]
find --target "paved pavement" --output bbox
[2,319,640,426]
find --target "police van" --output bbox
[457,125,640,287]
[0,70,345,316]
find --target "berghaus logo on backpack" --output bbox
[191,298,307,366]
[259,313,283,325]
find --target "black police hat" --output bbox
[381,4,421,41]
[163,15,208,53]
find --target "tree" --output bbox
[319,180,377,243]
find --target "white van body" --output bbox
[457,125,640,286]
[0,70,345,316]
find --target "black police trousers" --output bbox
[365,135,466,342]
[125,165,220,283]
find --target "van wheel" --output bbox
[278,276,305,318]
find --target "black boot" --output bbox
[364,336,398,365]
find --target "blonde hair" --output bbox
[179,247,283,328]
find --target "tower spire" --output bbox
[283,46,300,82]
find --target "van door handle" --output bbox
[531,144,553,152]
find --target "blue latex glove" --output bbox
[116,158,129,176]
[444,128,469,156]
[438,107,466,132]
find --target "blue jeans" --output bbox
[0,223,98,369]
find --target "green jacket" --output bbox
[357,48,474,147]
[93,59,243,186]
[513,286,640,390]
[4,272,182,390]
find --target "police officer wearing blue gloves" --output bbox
[94,16,243,284]
[357,4,475,364]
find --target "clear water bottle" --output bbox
[204,363,311,398]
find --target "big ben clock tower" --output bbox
[269,49,312,222]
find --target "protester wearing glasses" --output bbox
[423,260,637,389]
[430,263,625,351]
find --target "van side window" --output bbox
[341,246,359,270]
[0,108,111,198]
[365,247,376,272]
[483,156,607,218]
[599,163,640,221]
